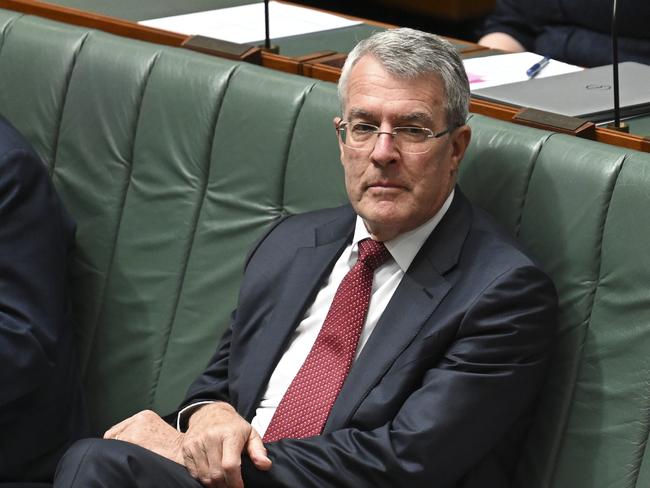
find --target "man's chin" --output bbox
[357,207,408,233]
[356,201,400,220]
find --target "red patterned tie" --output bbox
[263,238,391,442]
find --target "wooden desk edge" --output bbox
[596,127,650,152]
[0,0,188,45]
[262,51,302,75]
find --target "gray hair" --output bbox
[338,28,470,128]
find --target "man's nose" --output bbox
[370,132,399,166]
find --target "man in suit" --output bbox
[54,28,557,488]
[0,114,87,483]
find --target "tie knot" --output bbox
[357,239,391,271]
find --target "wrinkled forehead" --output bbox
[341,56,446,115]
[345,108,438,131]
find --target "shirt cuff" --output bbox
[176,401,215,432]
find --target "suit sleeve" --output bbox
[0,147,75,408]
[242,265,558,488]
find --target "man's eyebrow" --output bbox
[396,112,434,125]
[346,109,435,126]
[347,108,374,120]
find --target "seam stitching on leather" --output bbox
[148,63,240,407]
[50,31,90,177]
[0,12,21,57]
[88,48,161,386]
[280,81,315,216]
[515,132,551,238]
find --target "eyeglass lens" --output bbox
[339,123,436,154]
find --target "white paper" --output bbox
[463,52,584,91]
[139,1,361,44]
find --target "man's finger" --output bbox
[182,441,201,478]
[247,430,272,471]
[103,410,146,439]
[184,437,221,487]
[103,419,128,440]
[219,436,245,488]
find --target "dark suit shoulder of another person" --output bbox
[0,115,87,482]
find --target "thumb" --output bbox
[247,429,272,471]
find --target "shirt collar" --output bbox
[352,189,455,272]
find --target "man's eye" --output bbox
[395,127,429,143]
[400,127,424,134]
[351,123,377,134]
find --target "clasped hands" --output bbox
[104,402,272,488]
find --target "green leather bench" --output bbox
[2,9,650,487]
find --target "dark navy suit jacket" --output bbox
[180,190,558,487]
[0,115,87,482]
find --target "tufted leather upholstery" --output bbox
[2,9,650,487]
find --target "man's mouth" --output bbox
[366,181,404,190]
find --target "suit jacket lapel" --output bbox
[238,208,356,419]
[323,190,473,431]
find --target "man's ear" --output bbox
[449,124,471,173]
